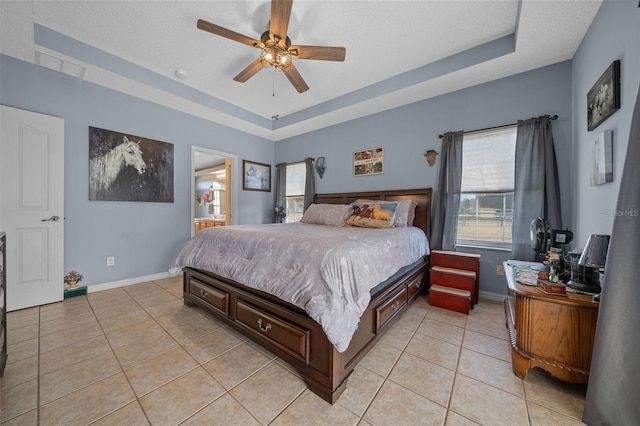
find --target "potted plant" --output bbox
[64,271,83,289]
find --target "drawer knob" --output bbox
[415,279,422,288]
[392,300,401,311]
[257,319,272,332]
[200,289,209,298]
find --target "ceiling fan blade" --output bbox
[233,58,265,83]
[289,45,346,61]
[269,0,293,43]
[282,63,309,93]
[197,19,263,49]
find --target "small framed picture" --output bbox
[242,160,271,192]
[353,147,384,176]
[587,60,621,131]
[590,130,613,186]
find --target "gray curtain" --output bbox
[274,162,287,216]
[511,116,562,260]
[583,84,640,425]
[430,131,463,250]
[303,157,315,212]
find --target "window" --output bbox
[285,162,306,223]
[209,181,225,216]
[457,126,517,248]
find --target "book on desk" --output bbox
[537,279,567,295]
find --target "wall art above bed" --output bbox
[89,127,174,202]
[353,147,384,176]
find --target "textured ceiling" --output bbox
[0,0,602,141]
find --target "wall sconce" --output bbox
[316,157,326,179]
[424,150,438,167]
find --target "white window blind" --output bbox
[286,162,306,196]
[457,126,517,247]
[460,127,516,193]
[285,162,306,223]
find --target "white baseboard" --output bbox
[479,290,507,302]
[86,271,171,293]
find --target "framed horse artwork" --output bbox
[89,127,174,202]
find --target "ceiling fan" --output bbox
[197,0,346,93]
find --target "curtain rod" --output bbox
[438,115,558,139]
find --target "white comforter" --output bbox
[169,223,429,352]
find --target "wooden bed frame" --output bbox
[182,188,432,403]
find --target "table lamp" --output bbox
[578,234,610,300]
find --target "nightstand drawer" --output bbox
[187,277,229,316]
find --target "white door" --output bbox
[1,106,65,311]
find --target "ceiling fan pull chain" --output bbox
[272,70,279,121]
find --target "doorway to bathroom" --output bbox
[191,146,238,236]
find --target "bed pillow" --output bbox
[354,199,418,227]
[345,202,398,228]
[300,203,352,226]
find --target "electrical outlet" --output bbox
[496,264,505,276]
[107,256,115,266]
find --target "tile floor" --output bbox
[1,276,588,425]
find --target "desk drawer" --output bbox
[188,277,229,316]
[376,287,407,333]
[235,300,310,364]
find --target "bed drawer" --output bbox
[406,273,425,301]
[376,287,408,333]
[235,299,310,364]
[188,277,230,316]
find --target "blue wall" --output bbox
[570,0,640,247]
[2,1,636,295]
[276,62,573,295]
[0,55,274,286]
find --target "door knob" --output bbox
[41,216,60,222]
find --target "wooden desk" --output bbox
[504,261,599,383]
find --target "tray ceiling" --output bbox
[0,1,602,141]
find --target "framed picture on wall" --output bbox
[353,147,384,176]
[89,127,174,202]
[242,160,271,192]
[587,60,621,131]
[590,130,613,186]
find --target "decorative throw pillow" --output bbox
[345,202,398,228]
[300,204,352,226]
[353,199,418,227]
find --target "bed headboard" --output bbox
[314,188,433,239]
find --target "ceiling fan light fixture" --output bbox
[280,54,291,65]
[262,50,274,62]
[260,46,291,69]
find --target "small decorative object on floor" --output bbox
[274,205,287,223]
[64,270,83,289]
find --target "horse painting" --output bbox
[89,127,174,202]
[90,136,147,191]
